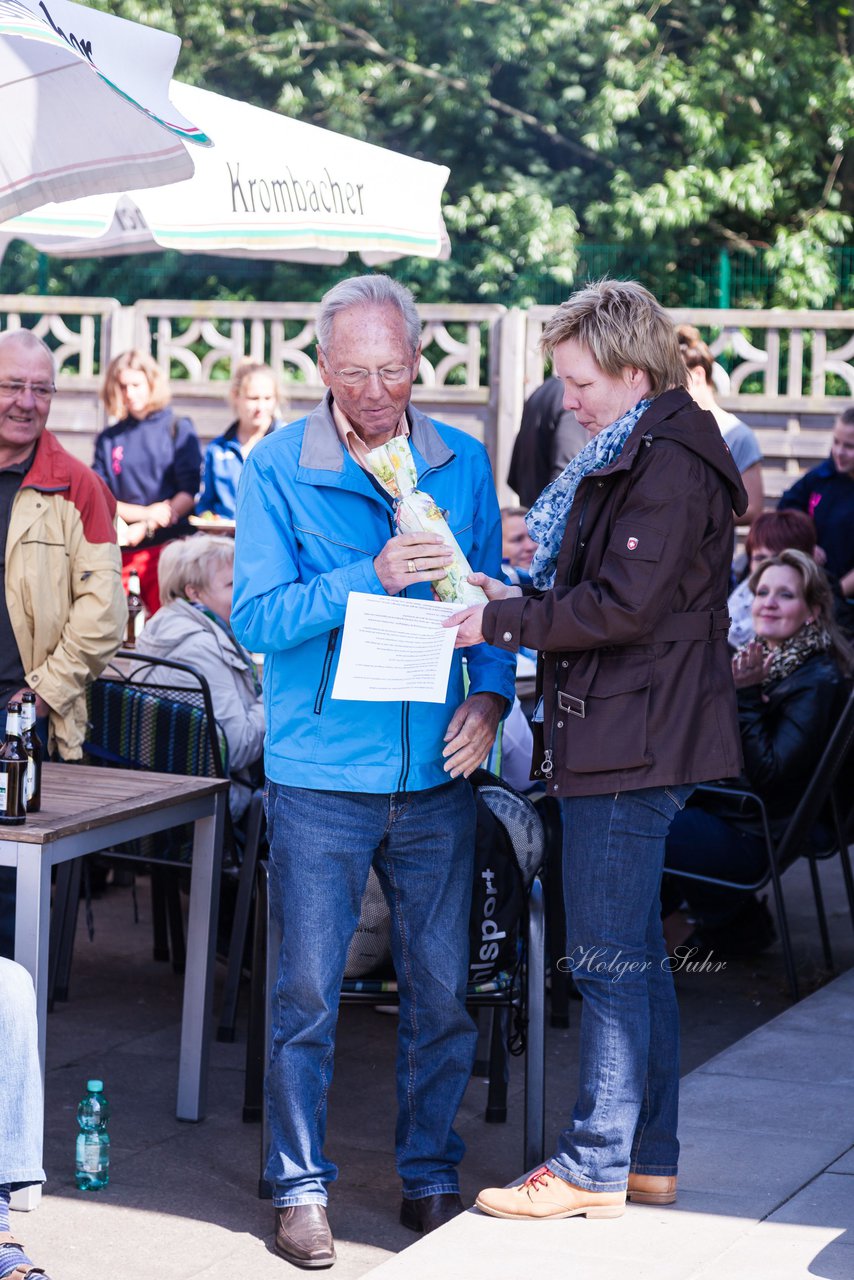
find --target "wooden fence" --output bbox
[2,295,852,505]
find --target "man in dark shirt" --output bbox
[507,376,588,505]
[0,448,34,711]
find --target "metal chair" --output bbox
[243,773,547,1195]
[663,685,854,1000]
[51,651,264,1040]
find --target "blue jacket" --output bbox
[196,420,283,519]
[232,395,516,792]
[778,456,854,584]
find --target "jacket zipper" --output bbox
[542,482,594,781]
[393,457,451,790]
[313,627,340,715]
[374,503,413,792]
[397,703,411,791]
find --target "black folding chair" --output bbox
[663,685,854,1001]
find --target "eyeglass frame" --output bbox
[317,351,418,389]
[0,380,57,402]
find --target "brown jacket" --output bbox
[483,389,748,797]
[6,430,126,759]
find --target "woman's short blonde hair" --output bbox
[102,349,171,419]
[158,535,234,606]
[540,280,688,397]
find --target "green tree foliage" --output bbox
[6,1,853,305]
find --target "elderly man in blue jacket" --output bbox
[232,275,515,1269]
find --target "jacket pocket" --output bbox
[562,655,653,773]
[603,520,668,608]
[314,628,340,715]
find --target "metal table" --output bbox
[0,763,228,1207]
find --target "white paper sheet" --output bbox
[331,592,459,703]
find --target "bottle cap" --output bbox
[87,1079,104,1092]
[21,691,35,701]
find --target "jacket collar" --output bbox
[297,392,454,475]
[20,428,72,493]
[588,388,748,515]
[599,389,695,473]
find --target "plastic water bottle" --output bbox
[75,1080,110,1190]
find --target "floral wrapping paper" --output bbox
[365,438,487,606]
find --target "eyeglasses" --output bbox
[0,380,56,402]
[327,365,413,388]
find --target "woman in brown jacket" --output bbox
[449,281,747,1221]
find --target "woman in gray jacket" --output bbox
[139,534,264,819]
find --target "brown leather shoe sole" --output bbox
[274,1238,336,1270]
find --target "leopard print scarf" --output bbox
[760,619,832,689]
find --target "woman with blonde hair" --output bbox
[663,548,852,951]
[93,349,201,616]
[196,360,284,520]
[138,534,264,819]
[449,280,747,1220]
[676,323,764,523]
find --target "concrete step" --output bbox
[365,968,854,1280]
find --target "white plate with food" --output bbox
[189,515,237,535]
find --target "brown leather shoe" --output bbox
[626,1173,677,1205]
[476,1167,625,1220]
[274,1205,336,1269]
[400,1192,465,1234]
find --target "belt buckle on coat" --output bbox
[557,691,586,719]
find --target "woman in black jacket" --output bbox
[663,548,852,949]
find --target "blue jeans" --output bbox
[0,959,45,1187]
[550,785,693,1192]
[264,778,477,1206]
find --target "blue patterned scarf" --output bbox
[526,398,652,589]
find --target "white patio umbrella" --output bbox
[0,79,451,264]
[0,0,210,221]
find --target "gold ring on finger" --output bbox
[407,559,417,574]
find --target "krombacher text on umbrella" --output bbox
[228,162,366,218]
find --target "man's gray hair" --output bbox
[316,275,421,355]
[0,328,56,376]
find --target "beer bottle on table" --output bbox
[20,690,42,813]
[0,701,28,825]
[126,571,144,648]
